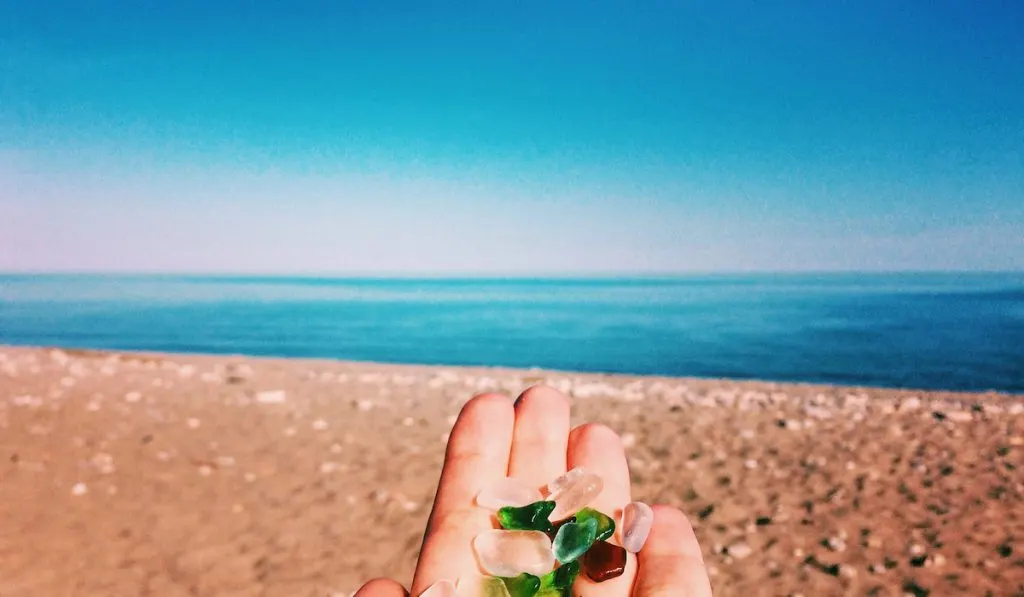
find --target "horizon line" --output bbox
[1,269,1022,279]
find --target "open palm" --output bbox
[355,386,713,597]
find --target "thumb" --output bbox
[354,578,409,597]
[633,505,714,597]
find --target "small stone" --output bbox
[498,501,556,532]
[473,530,555,577]
[582,540,627,583]
[552,518,598,563]
[727,542,752,559]
[621,501,654,553]
[419,579,457,597]
[256,390,286,404]
[71,482,88,496]
[827,537,847,552]
[500,573,540,597]
[478,477,545,510]
[186,418,201,429]
[125,391,142,403]
[574,507,615,542]
[312,418,329,430]
[538,561,579,595]
[546,468,603,520]
[620,433,636,448]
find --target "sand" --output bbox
[0,346,1021,597]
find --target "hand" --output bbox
[355,385,714,597]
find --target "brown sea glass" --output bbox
[582,540,626,582]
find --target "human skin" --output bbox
[354,385,714,597]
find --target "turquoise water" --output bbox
[0,273,1021,393]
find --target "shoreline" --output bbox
[3,343,1020,400]
[1,345,1021,596]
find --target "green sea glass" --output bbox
[480,576,514,597]
[497,501,556,532]
[537,561,580,596]
[500,573,541,597]
[574,507,615,542]
[551,517,598,563]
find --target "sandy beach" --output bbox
[0,346,1021,597]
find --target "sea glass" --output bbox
[582,540,627,582]
[498,501,556,532]
[574,507,615,542]
[546,468,603,521]
[621,501,654,553]
[551,517,598,563]
[545,516,575,541]
[420,579,457,597]
[546,467,585,495]
[473,530,556,577]
[478,477,544,510]
[480,577,513,597]
[536,560,580,596]
[500,572,541,597]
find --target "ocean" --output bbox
[0,273,1021,393]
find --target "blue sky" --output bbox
[1,1,1022,273]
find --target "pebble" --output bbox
[472,530,555,577]
[727,542,753,559]
[312,418,329,430]
[476,477,544,510]
[70,482,88,496]
[622,501,654,553]
[357,400,374,412]
[827,537,847,552]
[125,391,142,403]
[901,397,922,411]
[91,452,116,474]
[547,467,604,520]
[620,432,636,448]
[256,390,287,404]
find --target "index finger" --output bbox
[410,393,515,596]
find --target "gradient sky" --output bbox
[2,1,1022,274]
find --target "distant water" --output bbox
[0,273,1022,393]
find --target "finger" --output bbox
[566,423,635,597]
[508,385,571,489]
[411,393,515,596]
[634,505,713,597]
[353,578,409,597]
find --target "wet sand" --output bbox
[0,346,1021,596]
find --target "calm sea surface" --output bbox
[0,274,1021,393]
